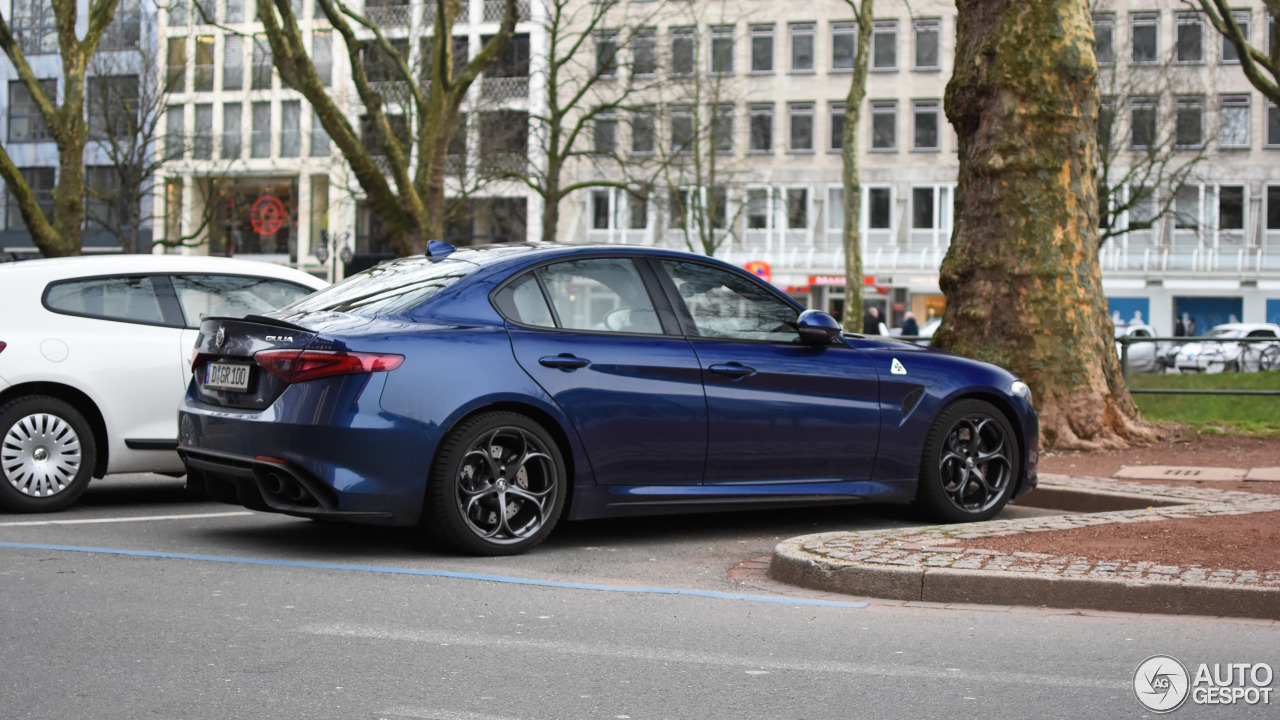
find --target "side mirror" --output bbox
[796,310,842,346]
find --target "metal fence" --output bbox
[1115,335,1280,396]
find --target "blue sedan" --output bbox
[178,243,1038,555]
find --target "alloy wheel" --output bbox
[455,425,558,545]
[936,413,1013,514]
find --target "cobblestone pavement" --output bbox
[786,475,1280,589]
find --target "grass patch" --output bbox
[1127,371,1280,437]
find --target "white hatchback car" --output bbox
[0,255,326,512]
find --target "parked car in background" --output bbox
[0,255,327,512]
[1173,323,1280,373]
[1114,323,1162,373]
[178,242,1038,556]
[892,317,942,346]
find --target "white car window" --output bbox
[537,258,661,334]
[171,275,314,328]
[660,260,798,342]
[45,275,168,325]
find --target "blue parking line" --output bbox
[0,541,866,609]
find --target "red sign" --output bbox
[250,196,286,235]
[807,275,878,287]
[744,261,771,282]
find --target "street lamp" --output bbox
[315,230,353,283]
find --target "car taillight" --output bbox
[253,349,404,384]
[0,341,6,354]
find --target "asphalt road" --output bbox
[2,474,1277,719]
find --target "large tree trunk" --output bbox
[938,0,1155,451]
[839,0,874,333]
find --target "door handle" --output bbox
[709,362,756,379]
[539,354,590,370]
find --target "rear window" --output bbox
[285,257,473,315]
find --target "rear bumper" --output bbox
[177,375,437,526]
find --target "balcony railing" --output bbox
[365,3,410,27]
[480,76,528,103]
[483,0,531,23]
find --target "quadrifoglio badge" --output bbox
[1134,655,1275,713]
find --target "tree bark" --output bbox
[938,0,1155,451]
[839,0,874,333]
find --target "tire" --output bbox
[1258,346,1280,372]
[423,411,566,556]
[0,396,97,513]
[914,399,1018,524]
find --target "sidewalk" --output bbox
[766,474,1280,620]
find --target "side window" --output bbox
[171,275,314,328]
[45,275,168,325]
[493,272,555,328]
[659,260,798,342]
[1246,329,1276,338]
[537,258,661,334]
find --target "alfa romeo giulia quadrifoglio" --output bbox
[177,242,1038,555]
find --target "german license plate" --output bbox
[204,362,251,391]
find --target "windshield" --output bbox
[283,258,474,316]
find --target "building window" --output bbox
[281,101,301,158]
[871,100,897,151]
[750,24,774,74]
[12,0,58,54]
[1223,11,1250,63]
[166,105,185,159]
[169,0,188,26]
[788,102,813,153]
[195,35,216,92]
[710,25,734,75]
[87,75,139,139]
[829,102,845,152]
[633,28,657,77]
[670,106,693,153]
[85,166,123,231]
[252,35,273,90]
[628,192,648,230]
[1130,97,1157,149]
[1175,97,1203,148]
[221,102,241,159]
[194,104,214,159]
[1267,102,1280,148]
[594,109,617,154]
[1093,13,1115,66]
[671,27,695,77]
[872,20,898,71]
[251,102,271,158]
[7,79,55,143]
[712,104,733,153]
[746,188,770,229]
[790,23,815,73]
[1131,13,1159,65]
[194,0,215,23]
[591,190,612,230]
[1175,12,1203,64]
[310,109,330,157]
[313,31,332,87]
[786,188,808,229]
[631,107,655,154]
[913,100,941,151]
[832,22,857,72]
[914,19,941,70]
[226,0,244,23]
[1220,95,1250,148]
[223,35,244,90]
[167,38,187,92]
[867,187,892,229]
[1099,97,1115,153]
[748,103,773,153]
[100,0,142,51]
[5,167,55,229]
[596,31,619,78]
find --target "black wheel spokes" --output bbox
[456,427,557,544]
[938,415,1012,513]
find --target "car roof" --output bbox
[1206,323,1280,332]
[0,254,327,289]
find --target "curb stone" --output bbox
[768,474,1280,619]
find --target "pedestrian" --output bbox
[1174,316,1185,337]
[1186,314,1197,336]
[901,312,919,337]
[862,307,882,335]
